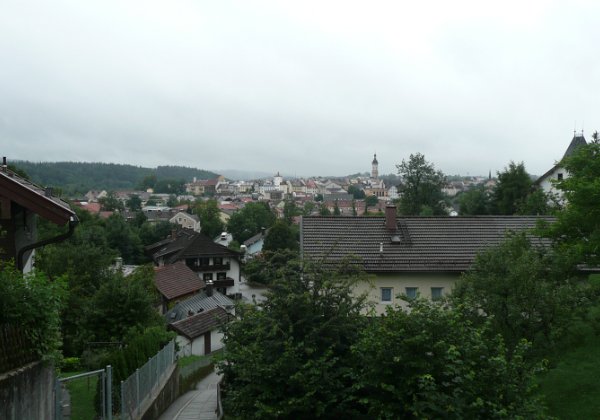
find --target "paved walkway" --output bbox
[158,369,222,420]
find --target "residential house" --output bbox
[147,229,242,297]
[170,211,201,232]
[301,205,550,314]
[166,286,234,356]
[0,160,78,272]
[154,261,205,314]
[242,228,268,258]
[535,132,587,200]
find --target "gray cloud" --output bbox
[2,0,599,177]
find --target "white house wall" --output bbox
[354,273,459,315]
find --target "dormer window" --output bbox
[557,173,564,181]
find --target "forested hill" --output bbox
[13,161,218,195]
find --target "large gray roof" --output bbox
[301,216,552,273]
[165,290,234,323]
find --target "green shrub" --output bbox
[61,357,81,372]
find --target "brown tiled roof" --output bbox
[154,261,205,300]
[0,168,76,225]
[301,216,552,273]
[169,307,229,340]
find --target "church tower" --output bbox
[371,153,379,179]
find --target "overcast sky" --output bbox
[1,0,599,177]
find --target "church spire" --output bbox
[371,153,379,179]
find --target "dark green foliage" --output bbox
[319,204,331,216]
[227,202,276,243]
[333,200,341,215]
[491,161,532,215]
[0,264,67,365]
[543,140,600,267]
[126,194,142,211]
[11,161,217,195]
[243,249,300,285]
[153,179,185,194]
[283,200,300,224]
[354,299,548,419]
[517,189,557,215]
[98,191,124,211]
[262,221,298,252]
[453,233,582,356]
[459,185,490,215]
[104,214,144,264]
[347,185,365,199]
[81,266,163,346]
[194,199,224,239]
[95,326,175,414]
[217,258,369,418]
[397,153,447,215]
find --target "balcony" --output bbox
[187,262,231,272]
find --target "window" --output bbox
[431,287,444,301]
[381,287,393,303]
[203,273,213,281]
[405,287,418,299]
[200,257,210,266]
[557,173,564,181]
[214,257,223,266]
[217,272,226,280]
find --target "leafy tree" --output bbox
[452,233,581,355]
[397,153,446,215]
[353,299,548,418]
[319,203,331,216]
[283,200,300,224]
[227,202,276,243]
[104,214,144,264]
[517,189,556,215]
[217,257,369,418]
[167,194,178,207]
[544,139,600,267]
[98,191,124,212]
[347,185,365,199]
[138,174,157,190]
[459,185,490,215]
[81,266,163,345]
[302,201,316,216]
[0,264,67,365]
[153,178,185,194]
[262,221,298,252]
[491,162,532,215]
[138,220,174,246]
[126,194,142,212]
[243,249,301,285]
[333,200,341,215]
[315,193,323,202]
[194,199,225,239]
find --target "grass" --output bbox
[177,354,206,368]
[536,294,600,419]
[59,371,99,420]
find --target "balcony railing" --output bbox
[187,263,231,272]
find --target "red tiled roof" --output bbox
[169,307,229,340]
[154,261,205,300]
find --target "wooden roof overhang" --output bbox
[0,170,76,225]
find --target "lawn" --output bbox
[59,371,100,420]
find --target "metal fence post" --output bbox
[54,378,62,420]
[120,380,125,420]
[106,365,112,420]
[136,368,140,416]
[101,371,106,420]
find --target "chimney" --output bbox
[115,257,123,271]
[45,187,53,197]
[1,157,6,173]
[385,205,397,231]
[206,280,214,297]
[171,228,177,240]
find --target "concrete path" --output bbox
[158,369,222,420]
